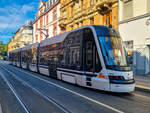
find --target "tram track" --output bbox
[0,63,125,113]
[7,63,150,99]
[1,62,150,113]
[0,65,71,113]
[0,70,30,113]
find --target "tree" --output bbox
[0,42,8,58]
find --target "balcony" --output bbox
[59,16,67,29]
[96,0,118,15]
[60,1,66,8]
[59,16,67,21]
[73,8,83,20]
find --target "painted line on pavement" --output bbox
[133,93,150,99]
[0,71,30,113]
[0,66,70,113]
[9,65,124,113]
[136,85,150,90]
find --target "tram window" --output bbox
[95,51,102,72]
[64,30,82,70]
[31,47,37,64]
[22,50,25,62]
[86,41,93,67]
[40,42,63,66]
[70,46,80,68]
[84,28,102,72]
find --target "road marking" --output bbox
[136,85,150,90]
[0,104,3,113]
[9,65,124,113]
[0,71,30,113]
[133,93,150,99]
[0,66,70,113]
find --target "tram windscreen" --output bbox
[94,26,130,71]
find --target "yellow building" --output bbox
[59,0,118,33]
[7,21,33,55]
[7,38,14,55]
[7,29,21,55]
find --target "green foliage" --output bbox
[0,43,8,58]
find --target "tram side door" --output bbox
[83,28,96,87]
[48,58,57,78]
[83,28,102,87]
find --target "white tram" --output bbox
[9,25,135,92]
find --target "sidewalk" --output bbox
[135,75,150,92]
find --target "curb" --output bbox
[135,85,150,93]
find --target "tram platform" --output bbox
[135,75,150,93]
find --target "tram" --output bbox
[9,25,135,92]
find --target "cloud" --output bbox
[21,3,35,14]
[0,2,36,31]
[0,1,39,43]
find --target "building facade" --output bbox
[8,38,14,55]
[59,0,118,33]
[33,0,60,43]
[7,21,33,54]
[20,21,33,46]
[119,0,150,75]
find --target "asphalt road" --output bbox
[0,61,150,113]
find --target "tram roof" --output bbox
[40,25,110,47]
[10,48,20,53]
[22,43,35,51]
[40,32,68,47]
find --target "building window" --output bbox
[71,5,74,16]
[90,0,94,6]
[103,13,112,26]
[40,32,43,41]
[36,35,38,42]
[147,0,150,13]
[123,0,133,19]
[62,9,66,18]
[81,0,83,9]
[76,1,80,9]
[53,27,57,36]
[36,23,38,31]
[46,14,49,24]
[53,10,57,21]
[40,18,43,27]
[90,17,94,24]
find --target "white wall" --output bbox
[119,16,150,47]
[119,0,150,75]
[119,0,148,21]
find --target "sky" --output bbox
[0,0,45,44]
